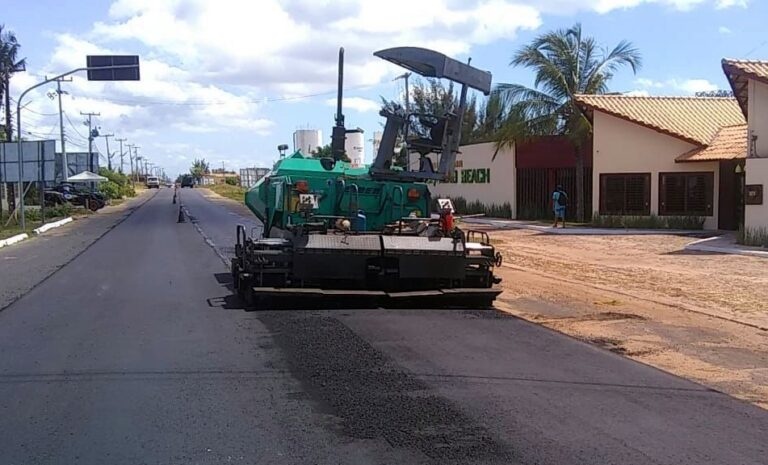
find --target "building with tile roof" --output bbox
[722,59,768,232]
[575,94,748,230]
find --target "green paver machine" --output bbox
[231,46,503,307]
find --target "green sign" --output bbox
[461,168,491,184]
[443,168,491,184]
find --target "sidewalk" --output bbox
[462,217,707,236]
[685,233,768,258]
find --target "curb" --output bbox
[0,233,29,248]
[33,217,73,235]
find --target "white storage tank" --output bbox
[293,129,322,156]
[345,129,365,167]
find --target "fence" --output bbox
[517,166,593,221]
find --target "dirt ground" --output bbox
[486,229,768,409]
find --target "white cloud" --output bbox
[536,0,747,14]
[715,0,747,8]
[635,77,719,94]
[719,26,733,34]
[674,79,718,93]
[624,89,651,96]
[325,97,381,113]
[635,78,665,88]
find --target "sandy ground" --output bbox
[486,229,768,409]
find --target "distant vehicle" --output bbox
[146,176,160,189]
[44,183,106,211]
[180,175,195,188]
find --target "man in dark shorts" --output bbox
[552,185,568,228]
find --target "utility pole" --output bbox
[115,137,127,173]
[134,148,142,182]
[126,144,135,181]
[98,133,114,170]
[49,77,72,181]
[80,111,100,172]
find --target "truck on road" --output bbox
[146,176,160,189]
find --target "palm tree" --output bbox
[0,25,27,142]
[495,23,641,221]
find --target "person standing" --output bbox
[552,185,568,228]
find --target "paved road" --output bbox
[0,187,766,465]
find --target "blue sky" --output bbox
[3,0,765,178]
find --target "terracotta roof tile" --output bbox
[574,94,745,145]
[676,124,748,162]
[722,59,768,117]
[722,59,768,81]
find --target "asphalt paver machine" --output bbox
[231,46,503,307]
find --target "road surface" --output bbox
[0,187,766,464]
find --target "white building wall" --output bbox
[745,158,768,230]
[427,142,517,218]
[748,80,768,158]
[745,80,768,231]
[591,112,720,230]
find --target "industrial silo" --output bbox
[293,129,323,156]
[345,128,365,167]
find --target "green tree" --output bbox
[0,25,27,142]
[473,92,510,143]
[495,23,641,221]
[410,78,478,141]
[190,158,210,181]
[311,144,350,162]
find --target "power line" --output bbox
[23,107,60,116]
[77,83,377,106]
[63,111,89,140]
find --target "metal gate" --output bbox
[517,167,592,221]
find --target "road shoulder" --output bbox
[0,190,156,311]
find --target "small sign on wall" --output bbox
[745,184,763,205]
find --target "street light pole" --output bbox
[15,62,140,230]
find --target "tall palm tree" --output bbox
[495,23,641,221]
[0,25,27,142]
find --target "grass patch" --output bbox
[737,226,768,248]
[431,196,512,219]
[204,184,248,203]
[590,212,704,230]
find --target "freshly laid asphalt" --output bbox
[0,187,766,465]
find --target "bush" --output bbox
[737,226,768,248]
[98,168,136,198]
[120,184,135,198]
[24,203,73,222]
[99,180,122,200]
[44,203,73,219]
[431,196,513,219]
[224,176,239,186]
[591,212,705,230]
